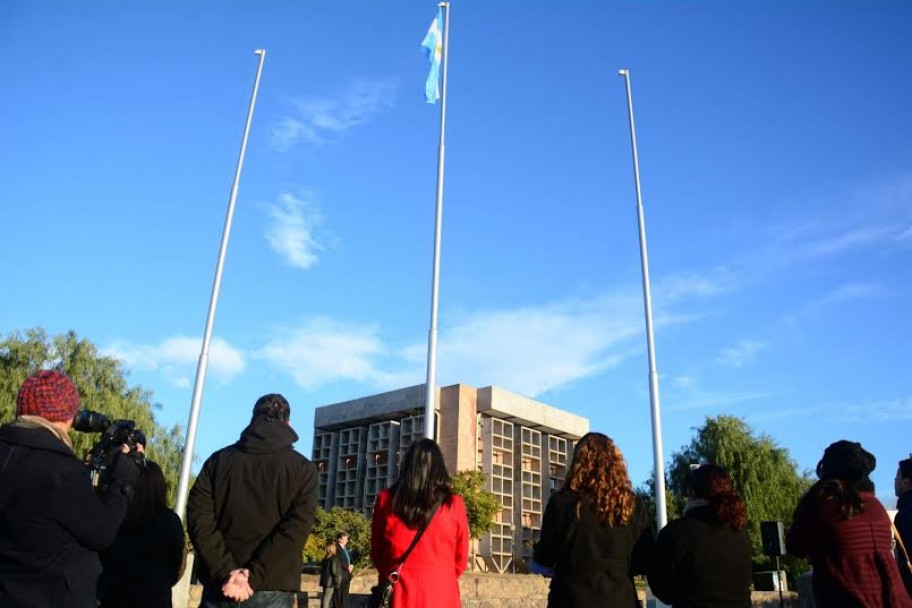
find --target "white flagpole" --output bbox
[424,3,450,440]
[174,49,266,520]
[618,68,668,531]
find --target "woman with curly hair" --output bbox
[787,440,911,608]
[648,464,752,607]
[532,432,653,607]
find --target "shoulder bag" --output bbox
[368,499,442,608]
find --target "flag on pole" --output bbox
[421,8,443,104]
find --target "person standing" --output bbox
[0,370,140,608]
[333,532,354,608]
[648,464,753,608]
[187,393,318,608]
[787,440,911,608]
[532,432,654,608]
[895,456,912,598]
[319,542,342,608]
[98,460,186,608]
[370,438,469,608]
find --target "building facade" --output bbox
[311,383,588,572]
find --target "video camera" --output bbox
[73,410,146,490]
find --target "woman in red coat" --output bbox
[787,440,912,608]
[370,439,469,608]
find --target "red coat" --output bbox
[370,489,469,608]
[787,491,912,608]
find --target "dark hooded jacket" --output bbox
[187,417,318,594]
[0,422,138,608]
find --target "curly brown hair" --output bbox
[562,432,636,526]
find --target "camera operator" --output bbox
[0,370,142,608]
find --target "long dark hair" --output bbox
[390,439,453,529]
[123,460,169,532]
[562,433,636,526]
[687,464,747,531]
[799,440,875,520]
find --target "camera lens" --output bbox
[73,410,111,433]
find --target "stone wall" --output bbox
[187,573,797,608]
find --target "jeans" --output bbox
[201,589,296,608]
[319,587,336,608]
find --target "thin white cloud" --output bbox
[256,318,416,391]
[663,374,772,412]
[811,283,883,308]
[896,225,912,244]
[656,269,735,303]
[784,282,885,327]
[103,336,246,388]
[840,396,912,423]
[434,294,652,397]
[794,226,895,259]
[270,80,398,150]
[717,339,766,369]
[264,192,325,269]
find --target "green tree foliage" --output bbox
[303,507,372,570]
[0,328,186,506]
[635,473,682,525]
[451,469,501,540]
[661,415,812,566]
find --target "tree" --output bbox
[635,473,682,525]
[451,469,501,540]
[1,328,186,506]
[303,507,373,570]
[661,415,812,566]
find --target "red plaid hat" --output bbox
[16,371,82,422]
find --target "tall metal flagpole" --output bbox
[174,49,266,520]
[424,2,450,440]
[618,68,668,530]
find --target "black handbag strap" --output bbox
[390,498,443,577]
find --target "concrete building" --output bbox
[311,383,588,573]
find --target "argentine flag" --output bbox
[421,8,443,104]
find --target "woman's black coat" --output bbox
[647,505,753,608]
[533,490,654,608]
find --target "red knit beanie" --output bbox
[16,371,82,423]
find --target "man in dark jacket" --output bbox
[896,456,912,598]
[333,531,354,608]
[187,393,318,608]
[0,370,140,608]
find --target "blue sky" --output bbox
[2,2,910,505]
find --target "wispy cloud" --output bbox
[718,339,766,369]
[840,396,912,423]
[256,318,416,391]
[434,294,647,397]
[896,225,912,244]
[792,226,896,259]
[270,80,398,150]
[252,288,714,397]
[103,336,246,388]
[264,192,325,269]
[809,283,883,308]
[663,374,772,412]
[656,269,736,303]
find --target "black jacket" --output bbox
[0,422,138,608]
[320,555,344,589]
[187,417,318,593]
[895,491,912,598]
[98,506,186,608]
[648,505,753,608]
[533,490,654,608]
